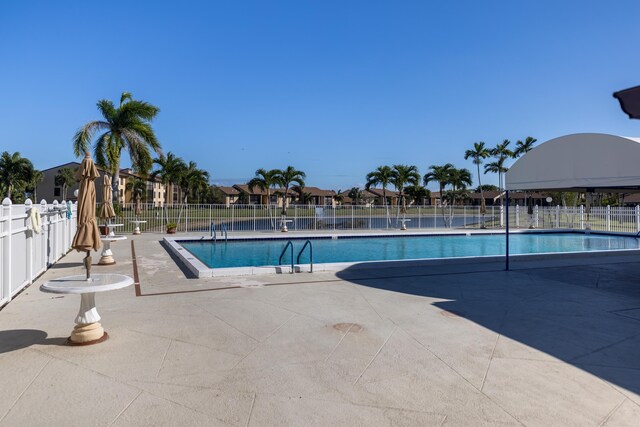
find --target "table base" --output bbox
[68,330,109,346]
[69,322,107,345]
[133,229,141,235]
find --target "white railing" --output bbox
[0,198,77,307]
[107,203,640,235]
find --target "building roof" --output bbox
[298,187,336,197]
[217,186,240,195]
[233,184,295,196]
[506,133,640,192]
[366,188,399,197]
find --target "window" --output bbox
[54,187,61,197]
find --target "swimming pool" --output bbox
[168,232,640,276]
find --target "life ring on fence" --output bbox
[29,208,42,234]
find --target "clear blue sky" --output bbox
[1,1,640,191]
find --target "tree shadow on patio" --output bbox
[0,329,68,354]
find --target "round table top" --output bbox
[130,220,147,224]
[100,235,127,242]
[41,274,134,294]
[105,223,124,227]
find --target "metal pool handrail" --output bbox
[278,240,294,274]
[296,240,313,273]
[221,223,228,241]
[210,222,217,240]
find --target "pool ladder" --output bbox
[278,240,314,274]
[210,222,228,242]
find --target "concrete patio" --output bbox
[0,232,639,426]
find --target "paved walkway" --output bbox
[0,233,639,426]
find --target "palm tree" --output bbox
[365,165,394,226]
[247,168,279,206]
[405,185,430,206]
[0,151,34,199]
[348,187,363,205]
[487,139,513,205]
[179,161,209,204]
[390,165,420,225]
[73,92,162,204]
[151,152,186,206]
[54,167,76,200]
[26,169,44,201]
[464,142,491,216]
[484,157,508,194]
[514,137,537,222]
[273,166,305,216]
[333,190,344,205]
[292,185,313,205]
[125,178,147,210]
[449,167,473,206]
[514,136,537,158]
[424,163,454,226]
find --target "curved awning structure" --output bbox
[505,133,640,192]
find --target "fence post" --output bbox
[463,206,466,228]
[554,205,559,228]
[231,204,235,232]
[636,205,640,233]
[515,205,520,228]
[2,198,12,303]
[534,205,539,228]
[606,205,611,231]
[500,205,504,228]
[25,199,33,284]
[580,205,584,230]
[418,206,421,229]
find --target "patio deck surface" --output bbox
[1,232,639,426]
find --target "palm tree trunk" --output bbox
[477,163,486,227]
[383,186,390,227]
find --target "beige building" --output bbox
[36,162,167,206]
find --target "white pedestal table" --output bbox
[98,235,127,265]
[41,274,134,345]
[130,220,147,235]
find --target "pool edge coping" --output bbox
[164,229,640,278]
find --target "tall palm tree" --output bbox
[424,163,454,227]
[151,152,186,206]
[449,167,473,206]
[514,137,537,220]
[73,92,162,203]
[464,142,491,215]
[125,178,147,210]
[390,165,420,222]
[514,136,537,158]
[247,168,279,206]
[0,151,34,199]
[484,157,508,193]
[365,165,394,226]
[179,161,210,204]
[274,166,305,216]
[26,169,44,202]
[487,139,513,205]
[54,167,76,200]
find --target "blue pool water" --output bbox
[179,233,640,269]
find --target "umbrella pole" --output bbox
[84,250,92,280]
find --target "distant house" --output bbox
[365,188,400,206]
[217,186,241,207]
[232,184,295,207]
[294,187,336,206]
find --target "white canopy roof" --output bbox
[505,133,640,192]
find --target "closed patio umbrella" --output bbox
[135,192,142,216]
[72,151,102,279]
[99,174,116,224]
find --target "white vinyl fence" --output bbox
[0,198,77,307]
[112,203,640,234]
